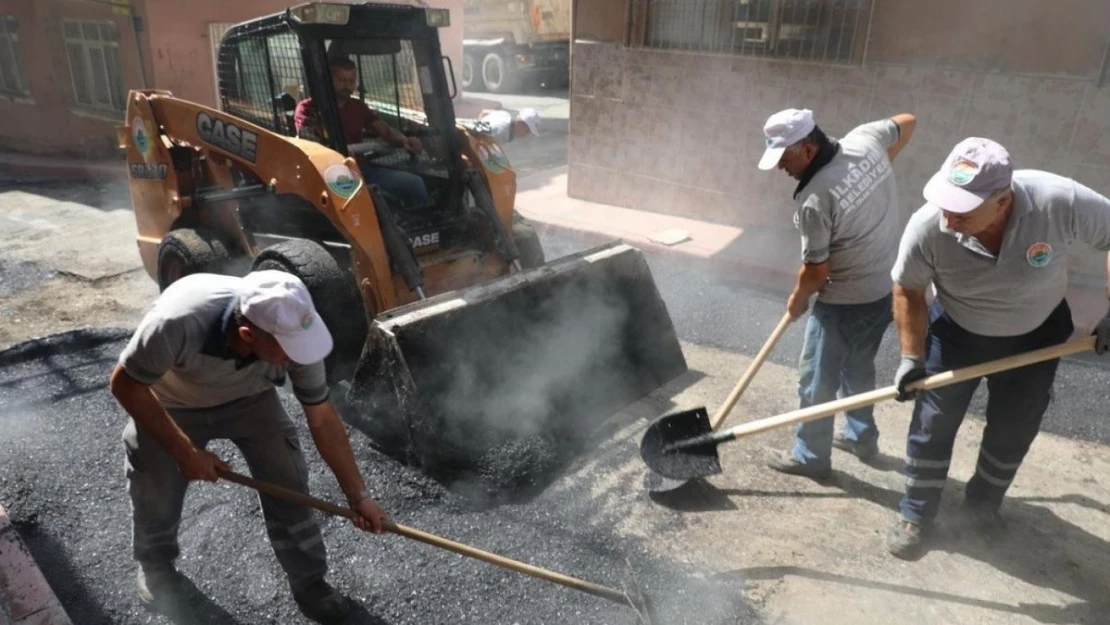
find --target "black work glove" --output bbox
[1094,307,1110,355]
[894,356,927,402]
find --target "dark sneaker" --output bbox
[136,563,195,608]
[293,579,353,623]
[963,501,1007,537]
[832,432,879,461]
[886,518,927,560]
[765,448,831,479]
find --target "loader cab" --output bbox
[215,3,467,246]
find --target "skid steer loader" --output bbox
[119,2,687,496]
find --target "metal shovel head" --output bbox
[639,406,722,480]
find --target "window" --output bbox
[630,0,874,65]
[0,16,28,96]
[63,19,125,112]
[220,27,308,135]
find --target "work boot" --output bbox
[963,500,1007,537]
[832,432,879,462]
[886,518,927,560]
[136,562,196,609]
[765,448,831,480]
[293,579,353,623]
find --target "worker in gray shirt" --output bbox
[108,269,389,622]
[887,137,1110,559]
[758,108,916,479]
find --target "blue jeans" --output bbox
[361,164,429,208]
[791,293,893,468]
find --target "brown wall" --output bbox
[568,0,1110,284]
[0,0,146,156]
[574,0,626,43]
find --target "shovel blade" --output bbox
[642,470,693,493]
[639,406,722,480]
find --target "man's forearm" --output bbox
[793,262,829,299]
[371,121,405,147]
[893,285,928,357]
[109,366,195,461]
[304,403,368,501]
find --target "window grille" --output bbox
[62,19,124,111]
[0,16,27,96]
[219,25,307,136]
[629,0,873,65]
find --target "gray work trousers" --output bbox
[122,389,327,592]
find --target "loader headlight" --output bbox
[425,8,450,27]
[290,3,350,25]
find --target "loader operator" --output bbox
[757,107,916,480]
[294,55,430,209]
[108,269,390,623]
[886,137,1110,559]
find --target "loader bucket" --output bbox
[342,241,687,499]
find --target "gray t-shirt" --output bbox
[118,273,330,410]
[794,119,902,304]
[891,170,1110,337]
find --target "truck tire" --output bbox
[156,227,234,292]
[512,221,545,269]
[482,51,521,94]
[250,239,367,384]
[462,53,484,91]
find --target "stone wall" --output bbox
[568,41,1110,283]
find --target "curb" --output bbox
[0,155,125,184]
[0,505,73,625]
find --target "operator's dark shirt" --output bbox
[293,97,379,145]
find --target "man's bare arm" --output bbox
[302,400,369,500]
[893,284,928,357]
[108,365,227,480]
[787,261,830,320]
[887,113,916,162]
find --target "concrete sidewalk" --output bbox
[0,505,73,625]
[514,166,1110,340]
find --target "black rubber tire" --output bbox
[512,221,545,269]
[156,227,234,292]
[482,51,521,94]
[462,53,484,91]
[250,239,367,384]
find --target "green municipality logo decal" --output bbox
[324,164,359,198]
[131,117,152,158]
[1026,242,1052,268]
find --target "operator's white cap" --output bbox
[236,270,333,365]
[758,108,817,171]
[518,108,542,136]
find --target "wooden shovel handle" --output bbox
[216,470,631,605]
[710,311,793,430]
[719,336,1096,442]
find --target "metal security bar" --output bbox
[630,0,873,65]
[218,24,307,136]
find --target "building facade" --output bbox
[569,0,1110,285]
[0,0,464,158]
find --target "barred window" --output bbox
[62,19,125,111]
[220,27,308,135]
[0,16,28,96]
[630,0,874,65]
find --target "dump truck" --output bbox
[119,2,685,494]
[461,0,570,93]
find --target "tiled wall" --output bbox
[568,42,1110,283]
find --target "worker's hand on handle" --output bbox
[1093,308,1110,355]
[403,135,423,155]
[893,356,927,402]
[175,447,231,482]
[350,495,390,535]
[786,291,809,321]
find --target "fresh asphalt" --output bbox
[1,220,1108,625]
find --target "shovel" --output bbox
[217,470,659,625]
[644,312,793,493]
[641,336,1095,480]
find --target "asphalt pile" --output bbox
[0,328,761,625]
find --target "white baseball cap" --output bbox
[517,108,542,136]
[236,270,333,365]
[758,108,817,170]
[923,137,1014,214]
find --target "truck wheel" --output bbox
[156,227,234,292]
[512,221,545,269]
[462,53,484,91]
[250,239,367,384]
[482,51,521,94]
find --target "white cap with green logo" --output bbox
[236,270,333,365]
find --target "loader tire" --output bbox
[512,221,545,269]
[250,239,367,385]
[156,227,234,292]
